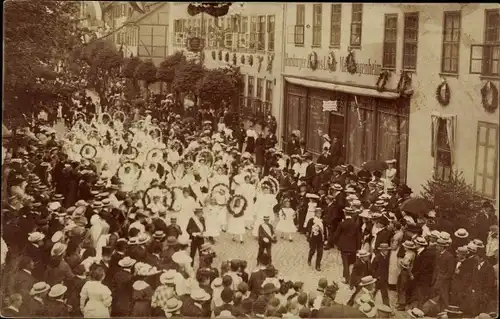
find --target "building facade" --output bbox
[167,3,285,127]
[282,3,499,203]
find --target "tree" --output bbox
[135,59,158,99]
[421,170,485,231]
[157,51,186,94]
[197,68,236,109]
[122,56,141,99]
[4,0,82,126]
[172,61,205,105]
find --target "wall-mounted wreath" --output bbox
[436,80,451,106]
[211,50,216,60]
[345,49,357,74]
[224,52,230,62]
[232,53,237,65]
[267,53,275,73]
[327,51,337,71]
[227,194,247,218]
[397,71,414,98]
[376,70,391,92]
[308,51,318,70]
[249,55,254,66]
[257,56,264,72]
[218,50,223,61]
[240,55,245,64]
[481,81,499,113]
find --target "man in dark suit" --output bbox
[187,208,206,267]
[249,254,271,298]
[257,216,277,264]
[346,249,372,306]
[471,247,497,316]
[165,217,183,239]
[332,207,361,284]
[430,238,455,311]
[371,216,392,251]
[2,293,23,317]
[303,153,316,189]
[326,184,345,249]
[409,237,436,308]
[111,257,135,317]
[372,243,391,306]
[330,136,343,168]
[475,201,496,244]
[306,208,326,271]
[9,256,36,302]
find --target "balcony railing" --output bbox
[470,44,500,78]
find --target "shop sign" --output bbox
[322,100,338,112]
[284,53,382,76]
[187,37,205,52]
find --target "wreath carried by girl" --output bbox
[436,79,451,106]
[376,70,390,92]
[227,194,248,218]
[345,48,357,74]
[481,81,499,113]
[308,51,318,71]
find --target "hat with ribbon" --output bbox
[30,282,50,296]
[48,284,67,298]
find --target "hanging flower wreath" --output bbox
[240,55,245,64]
[218,50,223,61]
[435,80,451,106]
[376,70,390,92]
[308,51,318,70]
[224,52,230,62]
[227,194,248,218]
[345,49,357,74]
[397,71,414,98]
[211,50,216,60]
[267,53,275,73]
[232,53,237,65]
[481,81,499,113]
[327,51,337,71]
[80,143,97,159]
[257,56,264,72]
[249,55,254,66]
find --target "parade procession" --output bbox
[2,1,499,319]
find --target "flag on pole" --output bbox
[128,2,145,14]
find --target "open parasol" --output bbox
[400,197,434,217]
[362,160,388,172]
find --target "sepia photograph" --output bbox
[1,1,499,318]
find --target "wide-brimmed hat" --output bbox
[52,194,64,201]
[467,242,478,253]
[172,251,192,265]
[133,280,150,291]
[374,200,386,207]
[414,236,428,246]
[51,231,64,243]
[345,187,357,194]
[359,276,377,287]
[164,298,183,313]
[28,232,45,242]
[160,270,177,285]
[456,246,468,255]
[190,288,210,301]
[153,231,166,239]
[30,282,50,296]
[440,232,452,243]
[472,239,485,249]
[407,308,425,318]
[359,303,377,318]
[377,243,391,251]
[75,200,88,207]
[359,209,372,219]
[48,284,67,298]
[51,243,67,257]
[429,230,441,239]
[92,201,103,209]
[48,201,62,211]
[445,305,463,315]
[260,282,278,294]
[137,234,150,245]
[118,257,137,268]
[436,237,451,247]
[402,240,417,250]
[331,183,343,191]
[211,277,223,289]
[376,304,394,315]
[356,249,370,258]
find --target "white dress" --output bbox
[203,205,221,237]
[252,194,278,237]
[276,208,297,234]
[80,280,112,318]
[303,202,318,228]
[235,183,256,224]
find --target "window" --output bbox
[312,4,322,47]
[431,116,455,181]
[403,12,419,70]
[330,4,341,47]
[350,4,363,47]
[295,5,305,46]
[474,122,499,199]
[485,9,500,44]
[441,11,461,73]
[250,16,257,49]
[247,76,255,111]
[240,74,246,109]
[239,16,249,49]
[382,14,398,69]
[257,78,264,100]
[257,16,266,51]
[265,80,273,113]
[267,15,275,52]
[174,20,183,33]
[470,10,500,76]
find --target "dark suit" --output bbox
[306,218,325,268]
[409,248,436,308]
[332,217,361,281]
[471,260,497,316]
[166,223,183,238]
[431,250,455,309]
[257,223,277,264]
[372,228,392,249]
[111,269,133,316]
[372,252,390,305]
[186,216,206,267]
[24,297,46,317]
[305,162,316,188]
[66,276,86,316]
[45,299,70,317]
[2,307,22,317]
[248,268,266,298]
[346,259,372,306]
[10,270,35,301]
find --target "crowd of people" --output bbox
[1,84,498,319]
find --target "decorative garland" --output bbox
[435,80,451,106]
[218,50,223,61]
[249,55,254,66]
[376,70,390,92]
[210,183,231,198]
[327,52,337,71]
[163,186,175,209]
[240,55,245,64]
[211,50,216,60]
[232,53,237,65]
[257,56,264,72]
[345,49,357,74]
[80,144,97,159]
[397,71,414,98]
[481,81,499,113]
[124,146,139,160]
[227,194,248,218]
[224,52,229,62]
[267,53,275,73]
[308,51,318,70]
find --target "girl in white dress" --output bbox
[80,265,112,318]
[203,197,221,239]
[252,182,277,237]
[384,159,397,191]
[226,195,247,243]
[303,194,319,229]
[275,197,296,241]
[234,174,256,229]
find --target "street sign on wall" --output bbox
[187,37,205,52]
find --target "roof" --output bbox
[124,3,167,26]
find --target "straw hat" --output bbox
[172,251,192,265]
[118,257,137,268]
[377,243,391,251]
[48,284,67,298]
[163,298,183,313]
[51,231,64,243]
[177,236,191,246]
[472,239,485,249]
[190,288,210,301]
[359,303,377,318]
[132,280,150,291]
[445,305,463,315]
[454,228,469,239]
[30,282,50,296]
[414,236,428,246]
[408,308,425,318]
[356,249,370,258]
[211,277,223,290]
[137,233,151,245]
[51,243,67,257]
[28,232,45,243]
[359,276,377,287]
[160,270,177,285]
[359,209,372,219]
